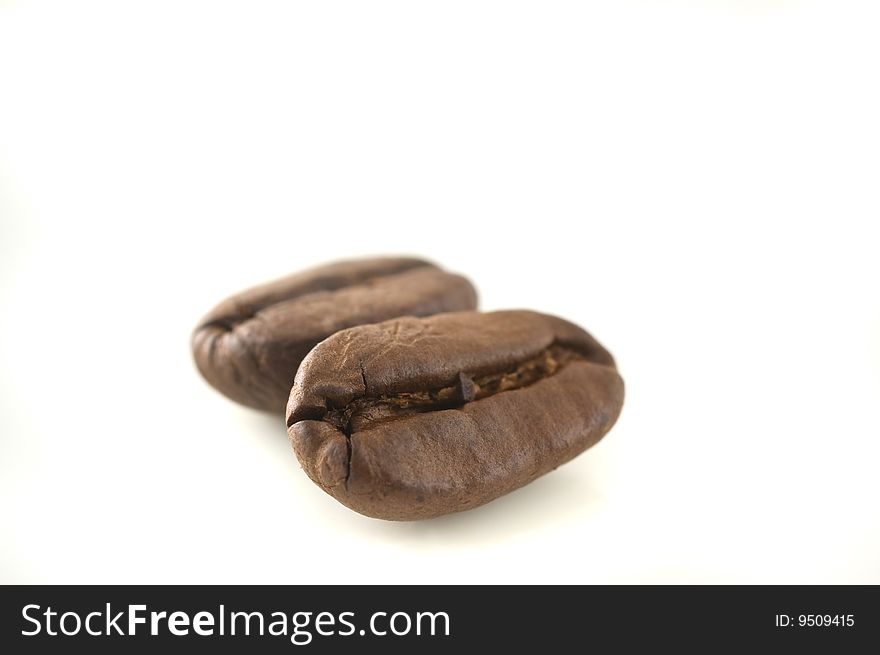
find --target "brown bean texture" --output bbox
[192,257,478,413]
[287,310,624,520]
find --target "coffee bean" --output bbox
[287,310,624,520]
[192,257,477,413]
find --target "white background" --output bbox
[1,1,878,584]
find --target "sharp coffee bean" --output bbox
[287,310,624,520]
[192,257,478,413]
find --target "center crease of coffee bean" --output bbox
[205,262,432,332]
[321,344,588,437]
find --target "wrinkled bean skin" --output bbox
[287,310,624,520]
[192,257,478,413]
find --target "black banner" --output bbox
[1,585,876,652]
